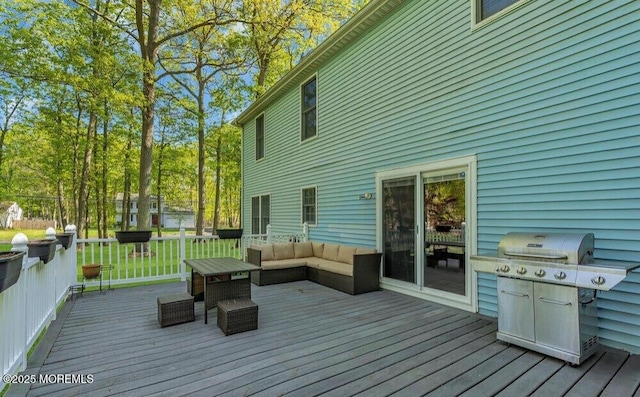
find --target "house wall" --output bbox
[241,0,640,351]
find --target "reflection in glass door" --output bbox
[423,170,466,295]
[382,177,415,283]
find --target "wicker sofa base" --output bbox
[157,293,195,328]
[248,248,381,295]
[217,299,258,336]
[250,266,307,286]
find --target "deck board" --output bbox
[11,280,640,397]
[600,354,640,397]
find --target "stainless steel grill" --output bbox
[471,232,640,365]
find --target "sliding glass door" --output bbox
[423,170,466,295]
[377,156,476,311]
[382,177,415,283]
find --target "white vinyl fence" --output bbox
[1,223,307,390]
[1,226,77,391]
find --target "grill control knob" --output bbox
[534,269,546,278]
[554,272,567,280]
[592,276,606,286]
[516,267,527,275]
[501,265,510,273]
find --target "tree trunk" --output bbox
[101,102,109,239]
[122,139,132,231]
[213,134,222,232]
[77,110,97,238]
[196,76,206,236]
[156,134,165,238]
[138,70,155,231]
[57,179,68,230]
[135,0,161,232]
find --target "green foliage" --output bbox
[0,0,366,231]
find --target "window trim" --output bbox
[255,113,265,161]
[251,194,271,234]
[471,0,530,28]
[300,74,318,143]
[301,185,318,226]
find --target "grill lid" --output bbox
[497,232,594,264]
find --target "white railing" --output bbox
[1,226,77,391]
[76,223,309,288]
[426,228,465,244]
[1,223,308,389]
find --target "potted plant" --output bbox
[216,229,243,240]
[27,239,58,264]
[115,230,152,244]
[81,264,101,279]
[0,251,25,293]
[55,232,75,250]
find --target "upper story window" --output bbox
[477,0,521,22]
[256,114,264,160]
[301,186,317,226]
[301,76,317,141]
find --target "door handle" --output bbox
[500,290,529,298]
[538,297,572,306]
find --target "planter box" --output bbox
[115,230,152,244]
[0,251,25,293]
[27,239,58,264]
[216,229,243,240]
[55,232,75,249]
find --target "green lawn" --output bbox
[1,228,242,283]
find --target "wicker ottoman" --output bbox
[157,293,195,328]
[217,299,258,336]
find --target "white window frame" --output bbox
[375,154,478,313]
[255,113,265,161]
[471,0,531,28]
[300,74,318,143]
[251,194,271,235]
[301,185,318,226]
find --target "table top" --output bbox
[184,257,260,276]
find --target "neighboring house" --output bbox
[235,0,640,352]
[114,193,195,229]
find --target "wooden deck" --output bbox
[12,281,640,397]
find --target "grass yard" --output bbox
[1,228,241,283]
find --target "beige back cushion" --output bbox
[273,242,295,260]
[355,247,377,255]
[322,243,340,261]
[312,242,324,257]
[294,241,313,258]
[337,245,357,265]
[252,244,274,261]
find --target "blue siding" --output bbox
[240,0,640,351]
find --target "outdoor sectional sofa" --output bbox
[247,241,382,295]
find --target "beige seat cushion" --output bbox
[322,243,340,261]
[337,245,356,265]
[355,247,376,255]
[294,241,313,258]
[261,258,308,270]
[307,257,353,277]
[312,242,324,257]
[251,244,274,261]
[273,242,295,260]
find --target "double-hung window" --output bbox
[251,194,270,234]
[301,187,317,226]
[255,114,264,160]
[476,0,522,22]
[301,77,317,141]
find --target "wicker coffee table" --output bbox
[184,257,261,324]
